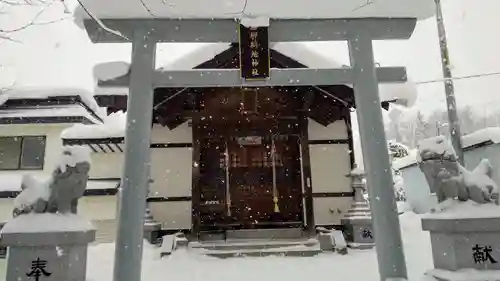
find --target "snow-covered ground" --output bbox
[81,212,432,281]
[1,207,498,280]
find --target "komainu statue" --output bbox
[418,136,499,205]
[13,146,91,217]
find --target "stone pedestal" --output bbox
[0,213,96,281]
[422,202,500,280]
[341,167,375,249]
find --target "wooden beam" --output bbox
[97,67,407,88]
[83,18,417,43]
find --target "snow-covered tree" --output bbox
[388,140,409,202]
[458,105,477,136]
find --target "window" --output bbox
[0,136,46,170]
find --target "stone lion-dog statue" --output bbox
[13,146,91,217]
[418,136,499,205]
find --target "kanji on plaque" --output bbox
[239,24,270,80]
[26,257,52,281]
[472,244,498,264]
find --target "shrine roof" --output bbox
[73,0,435,20]
[0,87,105,124]
[94,42,418,107]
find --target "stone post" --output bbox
[144,179,161,244]
[341,166,375,249]
[0,213,96,281]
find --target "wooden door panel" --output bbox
[197,130,304,229]
[274,135,303,222]
[228,137,274,225]
[198,137,227,227]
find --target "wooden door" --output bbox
[227,134,303,227]
[228,136,274,227]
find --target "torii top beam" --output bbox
[82,18,418,44]
[74,0,435,21]
[74,0,435,43]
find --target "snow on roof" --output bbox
[461,127,500,148]
[95,43,418,106]
[159,44,233,71]
[0,173,48,192]
[394,127,500,170]
[95,43,232,82]
[73,0,434,20]
[94,44,232,95]
[393,149,419,171]
[418,135,455,160]
[93,61,131,82]
[0,87,101,115]
[94,86,128,96]
[0,173,118,193]
[61,111,126,140]
[0,104,101,124]
[271,42,418,107]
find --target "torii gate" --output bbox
[80,13,419,281]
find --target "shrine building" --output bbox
[61,41,416,238]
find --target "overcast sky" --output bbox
[2,0,500,118]
[1,0,500,165]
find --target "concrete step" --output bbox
[91,219,117,244]
[190,237,321,258]
[196,243,322,258]
[225,228,304,240]
[190,238,318,251]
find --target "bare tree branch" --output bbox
[138,0,156,17]
[0,0,69,43]
[0,0,51,7]
[0,33,21,42]
[223,0,250,17]
[352,0,375,12]
[0,4,52,33]
[75,0,129,41]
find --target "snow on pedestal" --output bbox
[418,136,500,281]
[0,213,96,281]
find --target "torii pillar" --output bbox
[82,17,416,281]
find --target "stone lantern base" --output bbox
[341,216,375,249]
